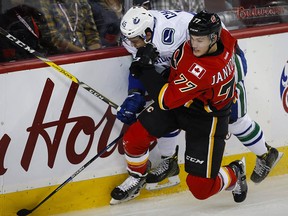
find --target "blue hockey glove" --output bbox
[116,92,146,125]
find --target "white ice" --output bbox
[55,174,288,216]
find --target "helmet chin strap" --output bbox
[136,35,150,44]
[206,34,218,54]
[144,38,151,44]
[206,41,216,54]
[143,29,153,44]
[144,33,152,44]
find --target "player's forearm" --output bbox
[139,67,166,104]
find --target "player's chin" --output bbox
[193,51,203,57]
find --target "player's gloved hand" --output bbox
[116,92,146,125]
[130,43,159,78]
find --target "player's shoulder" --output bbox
[221,29,237,50]
[170,41,191,68]
[152,10,193,33]
[150,9,194,19]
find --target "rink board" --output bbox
[0,31,288,216]
[2,148,288,216]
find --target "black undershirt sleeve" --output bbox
[138,67,167,103]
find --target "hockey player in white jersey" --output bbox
[117,7,193,182]
[115,7,194,195]
[111,6,283,205]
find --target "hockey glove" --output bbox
[129,43,159,78]
[116,92,146,125]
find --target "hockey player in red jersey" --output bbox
[111,11,248,204]
[117,6,283,196]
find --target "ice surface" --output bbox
[54,174,288,216]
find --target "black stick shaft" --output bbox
[17,133,123,215]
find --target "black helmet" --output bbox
[188,11,222,40]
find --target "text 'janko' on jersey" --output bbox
[159,29,237,115]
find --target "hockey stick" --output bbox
[16,133,123,216]
[0,27,119,110]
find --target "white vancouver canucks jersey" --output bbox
[122,10,195,73]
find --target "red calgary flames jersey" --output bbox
[158,29,237,113]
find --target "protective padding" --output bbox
[123,120,157,156]
[186,174,224,200]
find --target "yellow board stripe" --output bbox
[2,146,288,216]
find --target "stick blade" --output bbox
[17,209,32,216]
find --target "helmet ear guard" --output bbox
[120,6,154,40]
[209,32,218,43]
